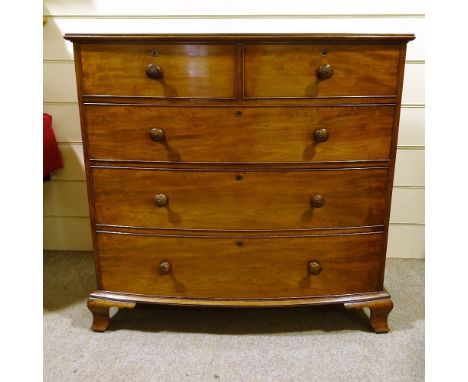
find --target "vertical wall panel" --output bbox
[387,224,425,259]
[43,104,82,142]
[43,217,92,251]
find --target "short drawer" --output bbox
[92,167,388,230]
[97,232,385,298]
[86,105,394,163]
[80,44,236,98]
[244,44,400,98]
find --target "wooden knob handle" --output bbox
[154,193,168,207]
[146,64,163,80]
[311,194,325,208]
[317,64,333,80]
[159,261,171,275]
[308,261,322,275]
[149,128,165,142]
[314,128,329,142]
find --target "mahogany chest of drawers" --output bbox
[64,33,414,333]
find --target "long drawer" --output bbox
[244,44,401,98]
[97,232,385,298]
[80,43,237,98]
[92,167,388,230]
[86,105,394,163]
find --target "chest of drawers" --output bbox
[65,33,414,333]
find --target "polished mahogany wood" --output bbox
[71,43,104,290]
[96,224,384,237]
[80,44,237,98]
[85,105,394,163]
[65,33,415,44]
[88,290,392,307]
[345,298,394,333]
[97,232,385,298]
[244,44,400,98]
[65,33,414,332]
[91,167,388,230]
[84,97,397,106]
[90,159,390,170]
[87,297,135,332]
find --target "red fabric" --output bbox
[43,113,63,177]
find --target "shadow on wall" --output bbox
[44,251,95,311]
[43,142,91,250]
[43,15,72,61]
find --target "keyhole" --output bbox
[234,111,242,117]
[151,49,159,56]
[320,49,328,56]
[235,240,244,247]
[235,175,244,181]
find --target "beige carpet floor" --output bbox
[44,252,424,382]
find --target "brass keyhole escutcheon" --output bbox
[235,175,244,181]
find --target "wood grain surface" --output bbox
[86,105,394,163]
[64,33,415,44]
[97,231,385,298]
[80,43,237,98]
[244,44,400,98]
[91,167,388,230]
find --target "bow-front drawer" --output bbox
[91,167,388,230]
[79,44,236,98]
[86,105,394,163]
[97,232,385,298]
[243,44,401,98]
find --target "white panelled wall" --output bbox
[43,1,425,258]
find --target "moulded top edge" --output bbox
[63,33,415,43]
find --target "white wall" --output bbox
[43,1,425,258]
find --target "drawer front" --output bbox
[86,105,394,163]
[97,232,385,298]
[80,44,236,98]
[244,44,400,98]
[92,168,388,230]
